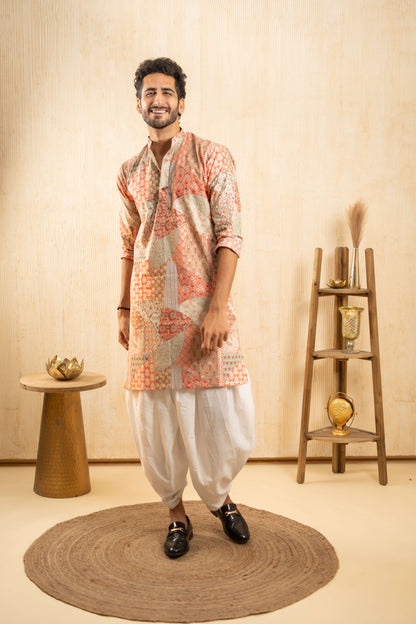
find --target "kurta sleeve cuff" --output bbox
[215,236,242,257]
[121,249,134,261]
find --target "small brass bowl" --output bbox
[46,356,84,380]
[327,279,347,288]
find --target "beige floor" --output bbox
[1,460,415,624]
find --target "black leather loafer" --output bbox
[211,503,250,543]
[164,516,193,558]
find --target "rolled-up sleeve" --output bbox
[205,144,243,257]
[117,164,140,260]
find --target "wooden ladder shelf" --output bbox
[297,247,387,485]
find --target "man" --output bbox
[117,57,255,558]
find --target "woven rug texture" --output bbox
[24,501,338,622]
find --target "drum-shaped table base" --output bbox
[35,392,90,497]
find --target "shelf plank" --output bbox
[306,426,380,444]
[313,349,374,360]
[319,288,369,296]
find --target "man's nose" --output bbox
[153,92,166,107]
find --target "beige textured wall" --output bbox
[1,0,415,460]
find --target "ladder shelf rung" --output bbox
[313,349,374,360]
[318,288,369,296]
[306,426,379,444]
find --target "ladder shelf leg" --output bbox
[332,443,347,474]
[332,247,349,474]
[297,248,322,483]
[366,248,388,485]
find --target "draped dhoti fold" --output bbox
[126,381,255,511]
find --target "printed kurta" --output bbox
[118,130,248,390]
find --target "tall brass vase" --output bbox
[349,247,360,288]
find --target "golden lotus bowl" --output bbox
[46,356,84,380]
[327,279,347,288]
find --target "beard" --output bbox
[141,103,181,129]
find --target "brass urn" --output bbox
[327,393,356,436]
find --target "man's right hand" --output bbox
[118,310,130,350]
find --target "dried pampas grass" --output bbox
[347,200,367,248]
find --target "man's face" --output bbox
[137,73,185,130]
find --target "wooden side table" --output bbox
[20,372,106,498]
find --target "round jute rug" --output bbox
[24,501,338,622]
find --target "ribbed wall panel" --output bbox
[1,0,415,459]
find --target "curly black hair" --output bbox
[134,58,187,100]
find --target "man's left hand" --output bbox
[200,306,230,352]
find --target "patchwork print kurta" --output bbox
[118,130,248,390]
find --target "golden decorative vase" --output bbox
[339,306,364,353]
[327,392,356,436]
[349,247,361,288]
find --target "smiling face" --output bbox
[137,73,185,131]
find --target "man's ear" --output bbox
[136,98,142,114]
[178,98,185,116]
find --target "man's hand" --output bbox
[200,247,238,352]
[200,304,229,352]
[118,309,130,350]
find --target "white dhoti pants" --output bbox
[126,381,255,511]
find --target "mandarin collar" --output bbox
[147,128,186,149]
